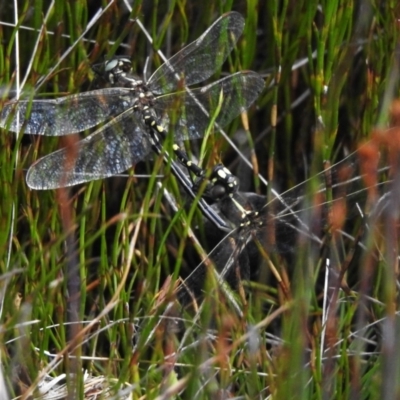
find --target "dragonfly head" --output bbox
[92,56,142,87]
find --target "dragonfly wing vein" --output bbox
[149,12,245,94]
[26,111,151,189]
[154,71,264,141]
[1,88,135,135]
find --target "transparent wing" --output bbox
[201,149,394,285]
[1,88,135,135]
[232,151,392,255]
[148,11,245,94]
[26,110,151,189]
[154,71,264,141]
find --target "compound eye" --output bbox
[210,184,226,200]
[119,58,132,72]
[104,58,119,72]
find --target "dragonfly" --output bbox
[0,12,264,230]
[178,142,397,297]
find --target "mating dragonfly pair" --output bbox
[1,11,264,232]
[1,11,393,274]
